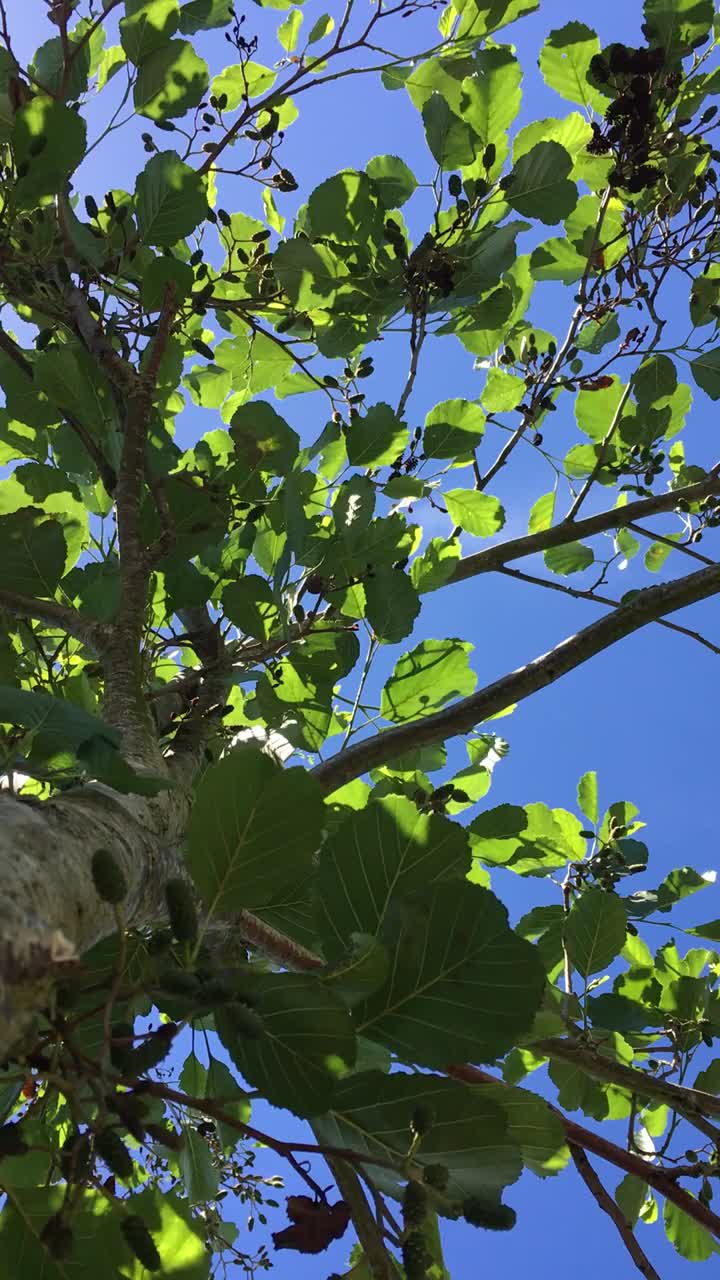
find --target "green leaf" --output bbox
[180,1129,220,1203]
[422,93,477,169]
[134,39,209,119]
[530,238,586,283]
[366,154,417,208]
[317,795,471,961]
[691,348,720,400]
[11,96,86,207]
[424,399,485,459]
[306,13,334,44]
[135,151,207,246]
[686,920,720,942]
[444,489,505,536]
[273,237,348,310]
[482,369,525,412]
[633,355,677,406]
[322,934,390,1008]
[460,47,522,176]
[470,803,584,876]
[544,542,593,575]
[308,170,383,244]
[222,575,279,641]
[470,1079,569,1177]
[346,403,408,467]
[0,1186,208,1278]
[381,638,476,722]
[142,256,195,310]
[565,887,627,978]
[438,0,538,39]
[505,142,577,224]
[644,0,714,58]
[230,400,299,476]
[528,490,556,534]
[120,0,180,63]
[538,23,607,113]
[0,509,66,596]
[365,568,421,644]
[0,685,168,794]
[217,973,356,1116]
[186,745,325,912]
[210,61,277,110]
[357,882,546,1065]
[577,771,598,826]
[410,537,461,594]
[31,35,91,98]
[277,8,303,49]
[179,0,235,33]
[314,1071,519,1201]
[663,1199,717,1262]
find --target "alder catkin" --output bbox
[91,849,128,904]
[121,1215,162,1271]
[164,878,198,943]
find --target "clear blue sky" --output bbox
[7,1,720,1275]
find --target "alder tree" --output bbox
[1,0,720,1275]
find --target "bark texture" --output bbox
[0,780,189,1055]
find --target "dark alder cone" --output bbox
[423,1163,449,1191]
[109,1022,135,1073]
[95,1128,134,1180]
[127,1023,178,1074]
[402,1230,429,1280]
[411,1105,435,1137]
[403,1180,428,1227]
[462,1197,517,1231]
[224,1001,265,1039]
[91,848,128,904]
[59,1131,93,1181]
[121,1215,162,1271]
[40,1215,74,1261]
[164,878,198,943]
[107,1092,148,1142]
[0,1122,28,1157]
[156,968,201,997]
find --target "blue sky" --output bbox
[7,0,720,1275]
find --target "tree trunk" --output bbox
[0,779,189,1058]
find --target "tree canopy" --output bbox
[1,0,720,1276]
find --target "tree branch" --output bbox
[537,1037,720,1129]
[100,287,177,761]
[312,560,720,793]
[570,1145,661,1280]
[0,589,106,649]
[448,471,720,587]
[326,1156,397,1280]
[447,1065,720,1240]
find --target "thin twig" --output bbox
[498,564,720,656]
[627,521,714,566]
[396,309,427,420]
[571,1146,661,1280]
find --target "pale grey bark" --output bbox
[0,780,189,1056]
